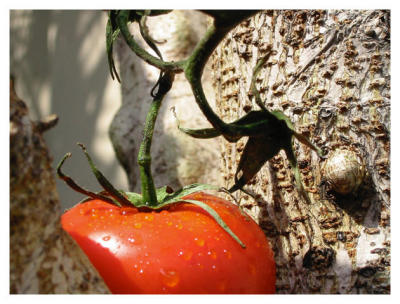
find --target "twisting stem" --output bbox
[184,12,259,142]
[116,10,185,73]
[138,71,175,206]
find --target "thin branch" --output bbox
[116,10,185,73]
[183,14,259,142]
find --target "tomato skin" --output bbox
[61,192,275,294]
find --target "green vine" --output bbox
[58,10,326,249]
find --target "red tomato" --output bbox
[61,192,275,294]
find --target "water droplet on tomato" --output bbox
[160,268,180,288]
[120,208,138,216]
[223,249,232,259]
[144,214,154,222]
[139,269,144,274]
[178,250,193,261]
[207,249,217,259]
[211,264,217,271]
[127,234,142,245]
[102,235,111,241]
[175,223,183,230]
[194,237,205,247]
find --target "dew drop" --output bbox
[102,235,111,241]
[120,208,138,216]
[144,214,154,222]
[139,269,144,274]
[207,249,217,259]
[211,264,217,271]
[175,223,183,230]
[160,268,180,288]
[178,250,193,261]
[194,237,205,247]
[129,234,143,245]
[223,249,232,259]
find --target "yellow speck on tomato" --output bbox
[194,237,205,247]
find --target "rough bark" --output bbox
[211,10,390,294]
[10,79,109,294]
[110,10,222,192]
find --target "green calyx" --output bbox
[56,143,245,248]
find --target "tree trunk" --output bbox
[10,79,109,294]
[211,10,390,294]
[110,10,222,192]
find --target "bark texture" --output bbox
[10,79,109,294]
[110,10,222,192]
[211,10,390,294]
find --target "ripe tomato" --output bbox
[61,192,275,294]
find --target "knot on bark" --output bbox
[303,246,335,270]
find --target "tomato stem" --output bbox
[138,71,175,206]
